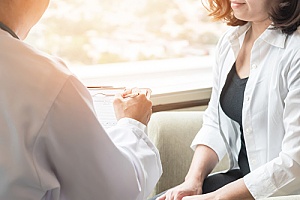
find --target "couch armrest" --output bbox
[147,111,204,196]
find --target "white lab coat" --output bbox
[0,29,162,200]
[191,23,300,198]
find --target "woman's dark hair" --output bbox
[270,0,300,35]
[203,0,300,35]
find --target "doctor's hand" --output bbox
[113,88,152,126]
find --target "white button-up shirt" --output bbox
[191,23,300,198]
[0,29,162,200]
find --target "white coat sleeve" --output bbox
[34,75,162,200]
[190,33,228,161]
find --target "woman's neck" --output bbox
[249,19,272,41]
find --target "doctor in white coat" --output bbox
[0,0,162,200]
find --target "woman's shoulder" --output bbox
[285,28,300,53]
[288,28,300,43]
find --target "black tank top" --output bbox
[220,63,250,176]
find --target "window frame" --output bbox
[70,56,213,111]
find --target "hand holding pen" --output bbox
[113,87,153,125]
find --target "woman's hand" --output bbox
[182,193,214,200]
[156,178,203,200]
[183,179,254,200]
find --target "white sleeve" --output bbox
[35,76,162,200]
[190,33,227,161]
[107,118,162,200]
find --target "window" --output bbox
[26,0,227,111]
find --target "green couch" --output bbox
[147,111,300,200]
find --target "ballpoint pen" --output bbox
[123,93,140,98]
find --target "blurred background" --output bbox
[26,0,227,67]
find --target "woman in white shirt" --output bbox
[0,1,162,200]
[154,0,300,199]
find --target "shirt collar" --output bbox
[260,26,287,49]
[229,22,287,49]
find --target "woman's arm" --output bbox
[182,179,254,200]
[185,144,219,188]
[157,144,218,200]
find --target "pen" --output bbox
[123,93,140,98]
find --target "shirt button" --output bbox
[251,64,257,70]
[246,96,250,101]
[245,128,252,135]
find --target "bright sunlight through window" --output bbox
[25,0,227,108]
[26,0,226,66]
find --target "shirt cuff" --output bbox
[190,126,227,161]
[116,117,147,132]
[243,165,277,199]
